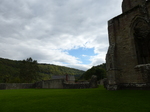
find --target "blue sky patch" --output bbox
[68,47,95,64]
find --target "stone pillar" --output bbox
[89,75,98,88]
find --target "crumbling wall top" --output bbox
[122,0,146,13]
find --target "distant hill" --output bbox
[79,63,106,81]
[38,63,85,80]
[0,57,85,83]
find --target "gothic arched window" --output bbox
[133,20,150,64]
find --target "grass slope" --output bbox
[0,86,150,112]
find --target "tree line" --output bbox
[0,57,41,83]
[0,57,84,83]
[80,63,106,81]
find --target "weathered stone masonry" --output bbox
[0,75,98,90]
[106,0,150,90]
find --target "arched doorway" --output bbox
[133,20,150,64]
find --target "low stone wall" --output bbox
[0,84,6,89]
[135,64,150,83]
[63,75,98,89]
[119,83,150,90]
[104,80,150,90]
[42,79,64,89]
[0,75,98,90]
[0,80,64,90]
[63,83,89,89]
[0,83,34,90]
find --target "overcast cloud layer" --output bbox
[0,0,122,70]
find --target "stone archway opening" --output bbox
[133,20,150,83]
[133,20,150,64]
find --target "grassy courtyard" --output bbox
[0,86,150,112]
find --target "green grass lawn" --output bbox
[0,86,150,112]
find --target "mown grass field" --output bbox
[0,86,150,112]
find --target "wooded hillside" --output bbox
[80,63,106,81]
[0,57,85,83]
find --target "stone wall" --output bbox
[119,83,150,90]
[106,0,150,90]
[0,75,98,90]
[0,79,64,90]
[0,83,34,90]
[63,83,89,89]
[42,79,64,89]
[89,75,98,88]
[34,79,64,89]
[122,0,145,13]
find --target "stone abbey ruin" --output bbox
[106,0,150,90]
[0,75,97,90]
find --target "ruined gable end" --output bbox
[106,0,150,90]
[122,0,146,13]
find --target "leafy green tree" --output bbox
[82,63,106,81]
[19,57,41,83]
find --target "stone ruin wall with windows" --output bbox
[106,0,150,90]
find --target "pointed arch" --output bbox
[131,17,150,64]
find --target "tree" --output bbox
[19,57,41,83]
[81,63,106,81]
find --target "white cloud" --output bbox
[82,55,88,57]
[0,0,122,71]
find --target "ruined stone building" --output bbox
[106,0,150,90]
[52,75,75,84]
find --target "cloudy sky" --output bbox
[0,0,122,71]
